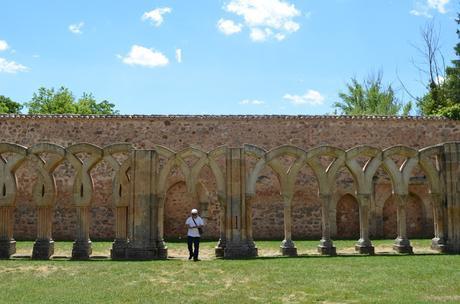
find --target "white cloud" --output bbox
[283,90,324,106]
[121,45,169,68]
[220,0,302,42]
[240,99,265,105]
[69,22,84,34]
[142,7,172,27]
[175,48,182,63]
[0,40,8,51]
[217,19,243,35]
[411,0,450,17]
[250,28,270,42]
[0,57,28,73]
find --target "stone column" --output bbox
[32,206,54,259]
[125,150,166,260]
[223,148,257,258]
[0,206,15,259]
[72,206,92,259]
[442,143,460,253]
[215,196,226,257]
[355,193,374,254]
[393,194,413,254]
[280,195,297,256]
[430,193,448,252]
[317,193,336,255]
[111,206,129,259]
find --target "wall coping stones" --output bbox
[0,114,455,121]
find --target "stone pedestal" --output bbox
[431,237,449,253]
[224,241,257,259]
[393,238,413,254]
[280,239,297,256]
[355,244,375,255]
[124,244,168,260]
[110,239,128,260]
[72,240,92,260]
[0,239,15,259]
[317,239,336,256]
[355,238,374,255]
[215,238,226,258]
[32,239,54,260]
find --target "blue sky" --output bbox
[0,0,458,115]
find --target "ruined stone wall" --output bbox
[1,115,459,240]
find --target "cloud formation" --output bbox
[218,0,301,42]
[69,22,84,34]
[175,48,182,63]
[142,7,172,27]
[121,45,169,68]
[283,90,324,106]
[0,57,28,73]
[0,40,8,51]
[217,19,243,35]
[410,0,450,18]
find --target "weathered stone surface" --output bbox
[0,115,460,258]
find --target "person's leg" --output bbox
[187,236,193,259]
[193,237,200,260]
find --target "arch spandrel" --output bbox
[419,145,443,195]
[101,143,133,208]
[345,145,381,194]
[66,143,103,207]
[0,143,28,207]
[381,146,419,195]
[28,143,66,207]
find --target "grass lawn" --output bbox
[0,239,459,303]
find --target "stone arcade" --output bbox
[0,139,460,260]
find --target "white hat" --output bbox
[191,209,198,214]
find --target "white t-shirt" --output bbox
[185,216,204,237]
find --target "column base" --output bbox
[431,237,449,253]
[32,240,54,260]
[318,238,336,255]
[124,242,168,261]
[317,245,336,255]
[280,240,297,256]
[355,238,374,255]
[72,240,92,260]
[393,238,413,254]
[224,241,258,259]
[355,245,375,255]
[215,238,226,258]
[0,239,16,259]
[110,239,128,260]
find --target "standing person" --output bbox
[185,209,204,261]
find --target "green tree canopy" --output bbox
[334,73,412,116]
[26,86,118,114]
[0,95,23,114]
[417,15,460,119]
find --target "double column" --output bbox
[317,193,336,255]
[124,149,167,260]
[355,193,374,254]
[392,194,413,254]
[223,148,257,258]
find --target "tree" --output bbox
[416,17,460,119]
[26,86,119,114]
[334,73,412,116]
[0,95,22,114]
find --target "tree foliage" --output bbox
[0,95,23,114]
[26,86,119,114]
[417,16,460,119]
[334,73,412,116]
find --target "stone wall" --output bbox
[1,114,459,241]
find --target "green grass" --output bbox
[1,240,459,303]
